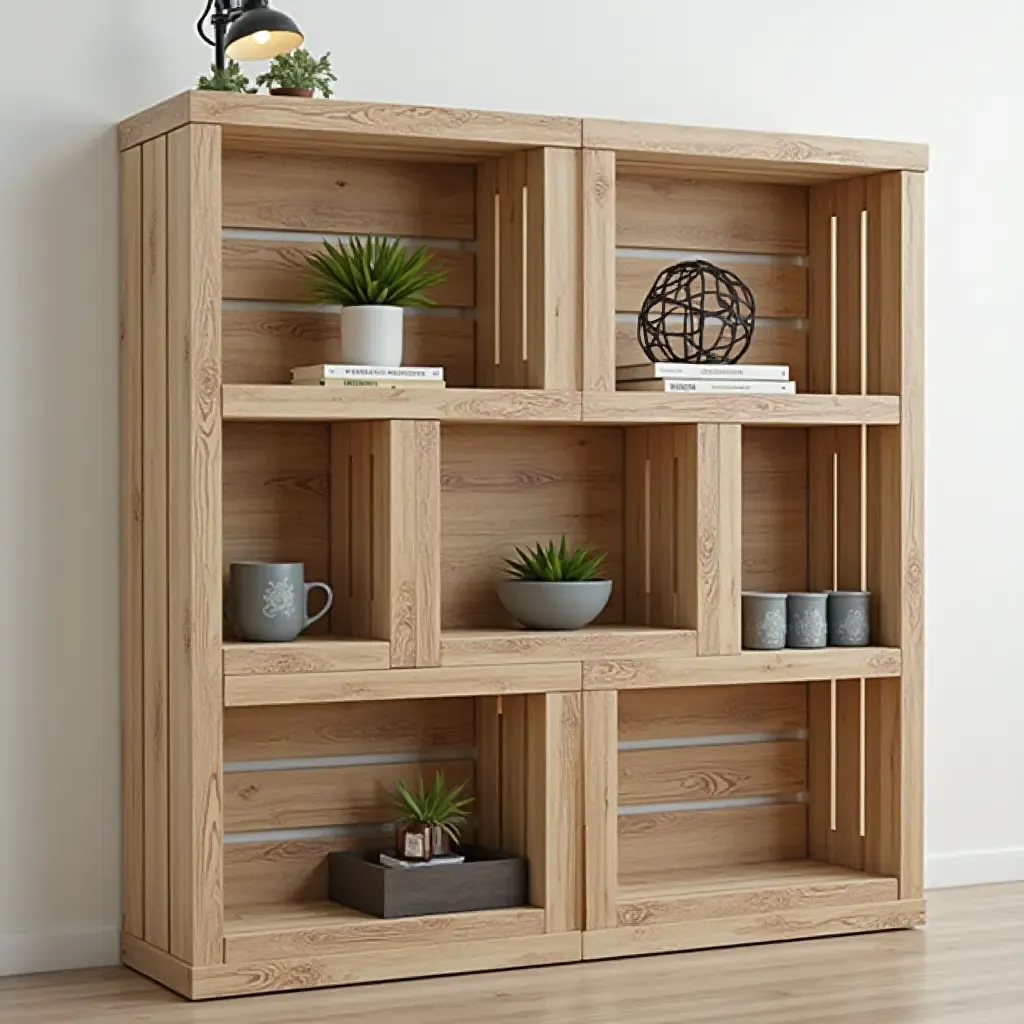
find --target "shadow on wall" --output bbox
[1,121,122,971]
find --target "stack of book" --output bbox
[616,363,796,395]
[290,364,446,388]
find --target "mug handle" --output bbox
[304,582,334,630]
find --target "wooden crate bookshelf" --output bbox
[120,93,924,999]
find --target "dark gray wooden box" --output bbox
[328,845,528,919]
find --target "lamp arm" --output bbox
[197,0,245,71]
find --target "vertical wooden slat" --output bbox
[806,682,832,861]
[525,148,581,390]
[166,124,223,966]
[647,427,675,626]
[474,162,498,388]
[120,146,144,941]
[474,697,502,848]
[689,425,742,654]
[582,148,616,392]
[497,153,526,388]
[832,178,867,869]
[808,184,837,395]
[865,171,925,899]
[329,423,353,636]
[526,692,582,933]
[584,690,617,931]
[141,136,170,950]
[623,427,649,625]
[499,694,528,858]
[386,422,416,667]
[413,421,441,667]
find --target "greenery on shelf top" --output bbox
[256,49,336,97]
[393,772,474,845]
[304,235,448,308]
[504,537,607,583]
[196,60,251,93]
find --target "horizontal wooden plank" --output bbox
[224,638,390,676]
[222,150,475,237]
[224,759,474,831]
[583,393,899,426]
[224,697,475,762]
[440,627,696,666]
[586,648,901,690]
[225,838,357,907]
[190,931,583,999]
[619,804,808,875]
[225,904,543,962]
[223,386,584,423]
[224,239,474,307]
[618,740,807,806]
[222,308,475,387]
[585,118,928,175]
[617,174,808,255]
[615,322,808,391]
[619,683,808,741]
[583,900,925,960]
[617,255,807,318]
[617,862,898,926]
[225,662,583,706]
[121,934,193,999]
[119,91,582,153]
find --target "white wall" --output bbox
[2,0,1022,975]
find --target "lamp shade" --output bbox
[225,1,304,61]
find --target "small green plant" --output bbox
[256,48,336,97]
[393,772,474,845]
[504,537,607,582]
[304,235,448,307]
[196,60,251,93]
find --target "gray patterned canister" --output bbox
[827,591,871,647]
[742,593,788,651]
[787,593,828,649]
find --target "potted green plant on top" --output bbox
[498,537,612,631]
[304,235,449,366]
[256,48,336,98]
[392,771,474,862]
[196,59,251,93]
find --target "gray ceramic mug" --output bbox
[828,591,871,646]
[227,562,333,642]
[742,593,788,650]
[787,593,828,649]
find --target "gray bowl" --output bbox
[496,580,613,631]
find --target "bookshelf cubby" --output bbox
[120,92,924,999]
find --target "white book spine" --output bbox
[618,363,790,382]
[664,380,796,395]
[291,364,444,381]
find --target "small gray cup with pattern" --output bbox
[742,593,788,650]
[227,562,333,642]
[786,593,828,649]
[827,591,871,647]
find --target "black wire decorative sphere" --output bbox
[637,260,756,364]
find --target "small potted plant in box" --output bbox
[304,235,448,367]
[255,48,336,98]
[498,536,612,631]
[393,772,473,862]
[196,59,251,93]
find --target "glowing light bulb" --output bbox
[253,30,271,44]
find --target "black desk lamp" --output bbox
[197,0,304,71]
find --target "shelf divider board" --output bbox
[475,160,498,388]
[475,697,502,848]
[223,638,390,676]
[120,145,145,942]
[526,148,582,390]
[583,690,618,931]
[582,148,616,392]
[165,123,224,966]
[525,692,583,933]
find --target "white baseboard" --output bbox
[926,848,1024,889]
[0,926,119,977]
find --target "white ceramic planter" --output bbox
[340,305,404,366]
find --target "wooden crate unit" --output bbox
[120,93,925,999]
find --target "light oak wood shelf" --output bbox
[222,385,900,427]
[120,92,924,1000]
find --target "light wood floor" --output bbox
[1,884,1022,1023]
